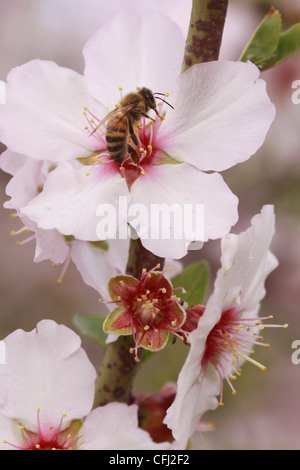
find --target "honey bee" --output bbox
[90,87,173,166]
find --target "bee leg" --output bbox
[128,144,139,166]
[128,117,139,146]
[141,112,156,122]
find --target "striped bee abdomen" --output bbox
[105,115,129,164]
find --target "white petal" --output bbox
[128,163,238,259]
[164,317,219,449]
[164,60,275,171]
[0,414,24,450]
[0,149,27,176]
[220,204,278,311]
[3,158,44,210]
[83,10,184,107]
[78,403,171,450]
[0,60,103,161]
[0,320,97,432]
[71,239,130,300]
[21,162,128,241]
[34,228,69,264]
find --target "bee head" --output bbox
[139,87,157,111]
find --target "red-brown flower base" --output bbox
[103,267,187,360]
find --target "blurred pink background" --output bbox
[0,0,300,450]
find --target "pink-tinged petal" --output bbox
[34,228,69,264]
[0,414,24,450]
[103,307,133,335]
[21,162,128,241]
[128,163,238,259]
[0,149,27,176]
[0,60,104,161]
[3,158,43,210]
[83,10,184,107]
[108,275,139,302]
[0,320,96,433]
[71,239,130,301]
[165,60,275,172]
[78,403,171,450]
[140,328,169,352]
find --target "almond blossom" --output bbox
[164,205,286,449]
[0,10,275,259]
[0,149,131,300]
[0,319,171,450]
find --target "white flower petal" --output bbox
[71,239,130,301]
[78,403,171,450]
[165,206,277,447]
[21,162,128,241]
[83,10,184,107]
[0,414,24,450]
[165,60,275,171]
[0,60,103,161]
[0,149,27,176]
[0,320,96,432]
[128,163,238,259]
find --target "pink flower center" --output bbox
[201,308,288,406]
[2,409,80,450]
[83,97,171,189]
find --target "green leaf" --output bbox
[73,314,107,347]
[276,24,300,67]
[239,8,282,69]
[239,7,300,71]
[171,261,210,307]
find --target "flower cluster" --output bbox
[0,8,283,450]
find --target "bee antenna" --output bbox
[156,97,174,110]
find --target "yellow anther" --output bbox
[144,325,150,330]
[10,213,17,219]
[56,279,62,285]
[85,171,90,176]
[218,402,224,407]
[10,230,15,237]
[165,92,170,97]
[90,119,94,124]
[16,241,22,246]
[136,86,140,91]
[84,126,88,130]
[84,106,88,110]
[118,87,123,91]
[232,390,237,396]
[141,170,146,176]
[49,425,54,430]
[147,144,152,150]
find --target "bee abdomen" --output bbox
[106,119,128,164]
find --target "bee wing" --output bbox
[89,103,137,137]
